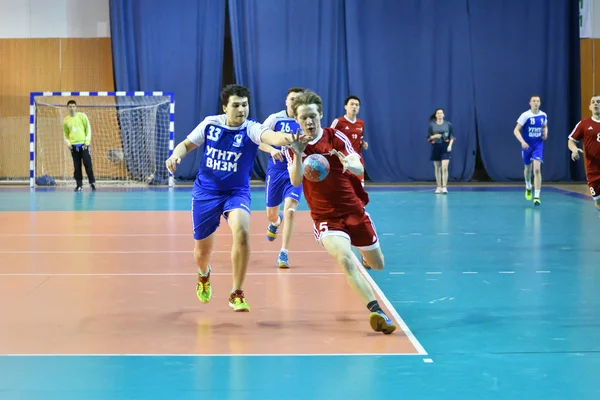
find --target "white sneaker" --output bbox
[442,187,448,194]
[435,187,442,194]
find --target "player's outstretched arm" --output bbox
[166,139,198,174]
[260,129,309,147]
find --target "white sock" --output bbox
[525,181,532,190]
[273,216,281,226]
[198,265,210,277]
[534,189,540,198]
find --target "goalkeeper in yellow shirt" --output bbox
[63,100,96,191]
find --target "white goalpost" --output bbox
[29,91,175,188]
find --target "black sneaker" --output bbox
[90,184,96,191]
[74,186,82,192]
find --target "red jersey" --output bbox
[285,128,369,219]
[569,117,600,179]
[330,116,365,154]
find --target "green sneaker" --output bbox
[196,268,212,303]
[525,188,532,201]
[229,289,250,312]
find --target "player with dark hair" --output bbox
[285,91,396,334]
[330,95,368,186]
[427,108,455,194]
[63,100,96,191]
[165,84,308,312]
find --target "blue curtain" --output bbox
[109,0,226,181]
[468,0,581,181]
[228,0,349,180]
[344,0,477,182]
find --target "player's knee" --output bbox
[284,206,296,221]
[231,225,250,246]
[534,167,541,176]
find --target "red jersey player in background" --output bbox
[330,96,368,186]
[285,91,395,334]
[568,94,600,213]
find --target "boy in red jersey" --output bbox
[330,96,368,185]
[284,91,395,334]
[568,94,600,212]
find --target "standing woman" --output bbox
[427,108,455,194]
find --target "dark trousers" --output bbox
[71,145,96,186]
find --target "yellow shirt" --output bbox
[63,113,91,145]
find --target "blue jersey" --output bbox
[263,110,299,170]
[517,110,548,146]
[187,114,268,194]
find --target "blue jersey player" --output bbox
[165,85,308,312]
[257,87,305,269]
[513,95,548,206]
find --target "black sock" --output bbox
[367,300,382,313]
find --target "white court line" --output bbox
[0,352,424,357]
[536,271,551,274]
[425,272,442,275]
[0,250,327,254]
[0,272,344,277]
[358,267,428,356]
[499,271,515,274]
[462,271,478,274]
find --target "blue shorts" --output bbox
[191,187,251,240]
[265,167,302,207]
[522,143,544,165]
[430,142,451,161]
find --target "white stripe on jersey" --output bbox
[568,121,582,141]
[330,119,339,129]
[334,130,357,155]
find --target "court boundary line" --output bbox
[0,272,344,276]
[358,266,428,356]
[0,353,423,357]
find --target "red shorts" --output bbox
[588,177,600,199]
[312,210,379,250]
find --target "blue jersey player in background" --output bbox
[513,95,548,206]
[257,87,305,269]
[165,85,308,312]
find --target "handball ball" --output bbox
[302,154,330,182]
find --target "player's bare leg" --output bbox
[194,234,215,303]
[226,209,252,311]
[441,159,450,194]
[321,235,395,334]
[266,205,283,241]
[524,164,533,201]
[358,246,385,271]
[433,161,442,193]
[532,160,542,206]
[277,197,298,268]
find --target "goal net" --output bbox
[30,91,174,187]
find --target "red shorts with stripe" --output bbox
[312,209,379,250]
[587,176,600,200]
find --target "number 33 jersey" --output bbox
[187,114,269,192]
